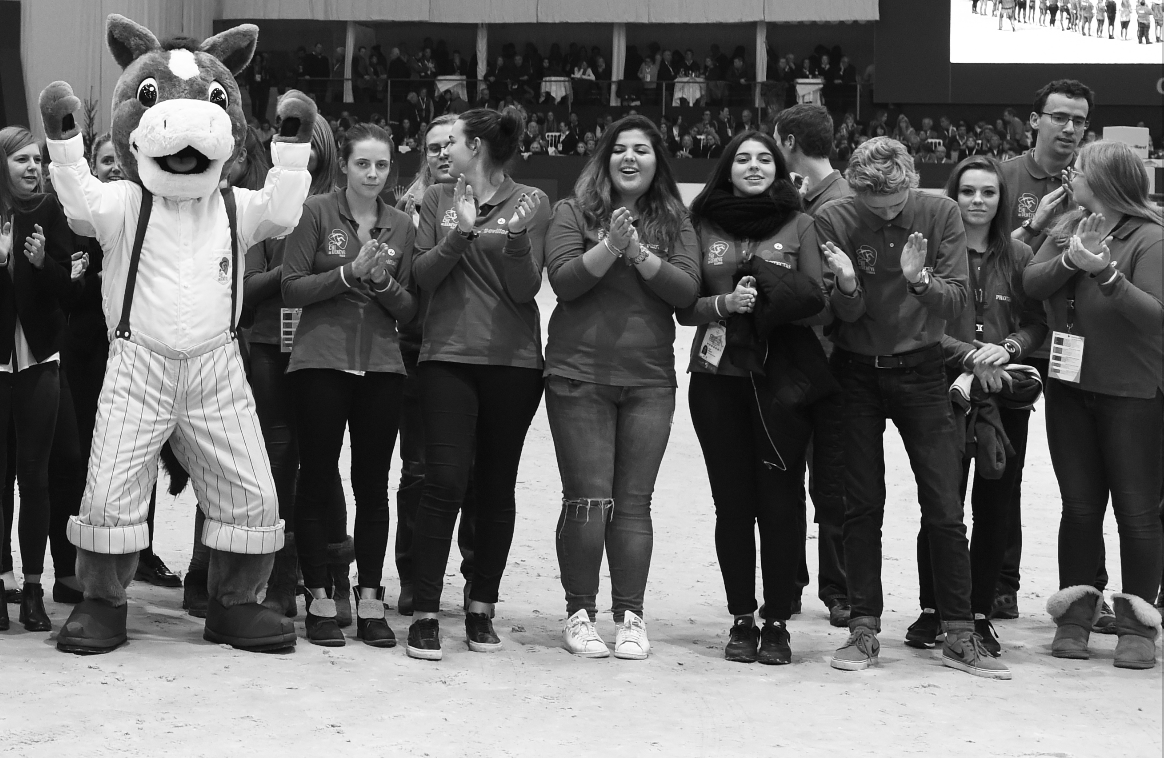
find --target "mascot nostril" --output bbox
[40,12,316,656]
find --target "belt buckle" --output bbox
[874,355,891,369]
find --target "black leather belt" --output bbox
[839,344,942,370]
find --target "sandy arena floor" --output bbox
[2,282,1161,757]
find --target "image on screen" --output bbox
[949,0,1164,63]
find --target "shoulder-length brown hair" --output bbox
[571,114,686,250]
[1050,140,1164,243]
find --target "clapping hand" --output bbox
[0,221,11,264]
[1066,214,1112,273]
[725,275,757,314]
[820,242,857,294]
[1036,184,1069,229]
[900,232,928,284]
[350,238,384,280]
[607,207,635,253]
[24,224,46,269]
[452,176,477,233]
[70,251,89,281]
[506,192,541,234]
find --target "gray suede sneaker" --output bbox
[830,618,880,671]
[942,626,1012,680]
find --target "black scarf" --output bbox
[695,184,802,240]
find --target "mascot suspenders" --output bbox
[40,14,317,654]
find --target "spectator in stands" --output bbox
[658,50,679,102]
[572,55,597,104]
[438,87,469,116]
[726,56,751,106]
[675,134,695,159]
[595,55,614,103]
[892,115,920,151]
[679,49,703,78]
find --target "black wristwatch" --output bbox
[456,227,480,241]
[1021,218,1042,236]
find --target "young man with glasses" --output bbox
[994,79,1115,630]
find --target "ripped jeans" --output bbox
[545,376,675,622]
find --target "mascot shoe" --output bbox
[56,600,129,655]
[204,598,296,652]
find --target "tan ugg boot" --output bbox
[1112,593,1162,670]
[1046,585,1102,659]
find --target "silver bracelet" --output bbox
[603,237,623,258]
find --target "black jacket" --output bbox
[728,257,840,468]
[0,194,74,365]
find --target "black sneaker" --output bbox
[465,611,502,652]
[757,621,792,665]
[182,569,209,619]
[975,618,1001,657]
[135,553,182,588]
[1092,599,1117,635]
[905,609,942,649]
[825,597,851,628]
[989,592,1019,620]
[406,618,443,660]
[724,618,759,663]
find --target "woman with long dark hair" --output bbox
[282,123,416,647]
[1024,140,1163,670]
[0,126,73,632]
[545,115,699,659]
[406,107,549,661]
[680,130,830,665]
[906,156,1047,656]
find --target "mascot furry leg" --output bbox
[41,14,317,653]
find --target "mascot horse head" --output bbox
[105,14,257,199]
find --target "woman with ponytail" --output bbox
[406,107,550,661]
[680,130,829,666]
[544,115,699,660]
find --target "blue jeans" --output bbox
[1047,380,1162,602]
[545,376,674,622]
[832,350,972,625]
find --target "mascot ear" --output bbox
[106,14,161,70]
[199,24,259,76]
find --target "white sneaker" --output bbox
[562,609,610,658]
[614,611,650,660]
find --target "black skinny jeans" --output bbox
[395,344,476,584]
[917,405,1031,616]
[409,361,543,614]
[689,373,809,622]
[47,370,85,579]
[1047,380,1162,603]
[0,362,60,576]
[293,368,403,591]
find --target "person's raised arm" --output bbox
[500,189,550,303]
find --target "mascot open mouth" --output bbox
[154,145,212,175]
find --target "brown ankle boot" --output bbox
[1112,593,1161,670]
[1046,586,1102,659]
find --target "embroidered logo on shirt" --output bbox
[995,294,1011,302]
[214,255,231,285]
[498,217,506,225]
[856,245,877,275]
[327,230,348,256]
[773,243,784,251]
[706,241,728,266]
[441,209,458,228]
[1017,193,1038,220]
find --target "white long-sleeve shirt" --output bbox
[48,135,310,353]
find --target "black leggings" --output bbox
[0,363,60,576]
[47,370,85,579]
[293,368,403,591]
[410,361,543,614]
[689,373,810,622]
[917,406,1031,616]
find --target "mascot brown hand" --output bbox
[46,14,311,656]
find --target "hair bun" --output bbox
[498,107,525,138]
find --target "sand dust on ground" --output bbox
[2,283,1160,758]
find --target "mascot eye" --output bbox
[208,82,228,109]
[137,78,158,107]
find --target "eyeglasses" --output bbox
[1041,112,1089,130]
[425,144,445,156]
